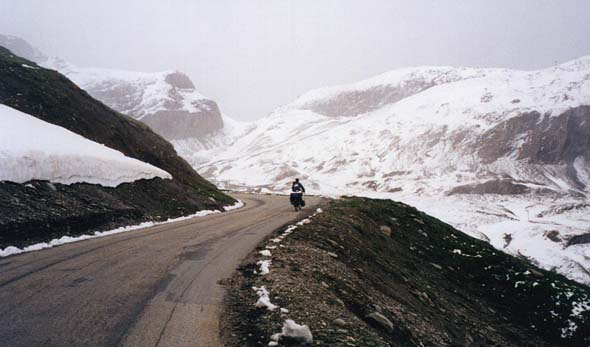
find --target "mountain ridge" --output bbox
[187,56,590,284]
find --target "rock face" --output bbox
[0,47,234,248]
[141,98,223,140]
[0,34,224,141]
[63,68,225,141]
[365,312,394,333]
[189,57,590,284]
[299,69,464,118]
[476,107,590,190]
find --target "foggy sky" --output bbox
[1,0,590,121]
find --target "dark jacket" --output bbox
[292,181,305,193]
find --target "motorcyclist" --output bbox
[290,178,306,210]
[292,178,305,193]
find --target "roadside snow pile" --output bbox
[269,319,313,345]
[223,200,245,211]
[250,208,323,346]
[0,200,244,257]
[256,259,272,275]
[0,104,171,186]
[253,286,278,311]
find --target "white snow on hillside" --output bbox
[0,104,171,186]
[190,56,590,194]
[184,56,590,284]
[45,59,208,120]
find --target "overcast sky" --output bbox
[1,0,590,120]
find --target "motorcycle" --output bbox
[289,191,305,211]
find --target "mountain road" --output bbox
[0,193,322,347]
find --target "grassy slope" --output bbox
[223,197,590,347]
[0,47,234,247]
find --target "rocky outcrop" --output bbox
[303,81,433,118]
[477,106,590,190]
[67,69,225,141]
[141,100,224,140]
[298,69,468,118]
[478,107,590,165]
[449,180,531,195]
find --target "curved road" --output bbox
[0,193,321,347]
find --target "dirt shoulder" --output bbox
[221,197,590,347]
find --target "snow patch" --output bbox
[259,250,272,257]
[257,259,271,275]
[253,286,278,311]
[269,319,313,344]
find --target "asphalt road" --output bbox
[0,193,321,347]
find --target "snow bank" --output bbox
[259,250,272,257]
[257,259,271,275]
[269,319,313,344]
[0,200,244,257]
[253,286,278,311]
[0,104,171,186]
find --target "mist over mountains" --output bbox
[0,34,226,142]
[3,33,589,286]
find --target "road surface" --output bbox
[0,193,321,347]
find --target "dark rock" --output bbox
[333,318,347,327]
[449,180,530,195]
[567,233,590,247]
[365,312,394,333]
[379,225,392,236]
[544,230,562,243]
[302,76,453,118]
[477,108,590,190]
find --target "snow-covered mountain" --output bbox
[0,34,225,141]
[0,104,171,186]
[185,58,590,284]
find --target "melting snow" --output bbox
[259,250,272,257]
[269,319,313,344]
[253,286,278,311]
[257,260,271,275]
